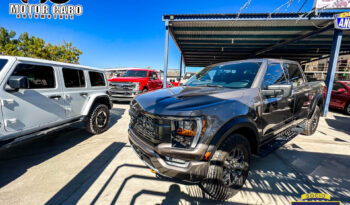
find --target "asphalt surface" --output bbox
[0,103,349,205]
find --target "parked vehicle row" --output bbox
[128,59,325,200]
[0,56,112,146]
[108,68,174,102]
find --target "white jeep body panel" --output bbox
[0,56,111,142]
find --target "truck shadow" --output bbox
[0,108,125,188]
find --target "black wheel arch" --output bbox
[309,93,324,118]
[207,116,260,159]
[91,95,112,110]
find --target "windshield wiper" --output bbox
[202,84,224,88]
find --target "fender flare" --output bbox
[207,116,260,156]
[309,93,324,118]
[81,94,112,116]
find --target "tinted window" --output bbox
[186,62,262,89]
[62,68,85,88]
[122,70,148,77]
[284,63,304,86]
[332,83,346,91]
[0,59,8,71]
[89,71,106,87]
[149,72,158,80]
[262,63,288,89]
[11,64,55,89]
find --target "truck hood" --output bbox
[109,77,147,83]
[134,86,248,116]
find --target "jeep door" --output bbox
[261,63,294,138]
[283,63,310,121]
[60,67,89,119]
[0,62,66,134]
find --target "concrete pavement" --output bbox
[0,104,349,205]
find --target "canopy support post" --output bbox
[324,29,343,117]
[163,20,170,88]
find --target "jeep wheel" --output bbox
[200,133,250,201]
[344,102,350,115]
[85,104,110,134]
[302,106,320,136]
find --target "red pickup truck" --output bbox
[329,81,350,115]
[108,69,163,101]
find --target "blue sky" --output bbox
[1,0,316,72]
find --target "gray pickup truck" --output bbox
[128,59,324,200]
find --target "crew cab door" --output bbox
[0,62,66,134]
[60,67,89,119]
[261,63,294,138]
[148,71,162,90]
[283,63,310,121]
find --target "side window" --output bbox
[284,63,305,87]
[62,68,85,88]
[262,63,288,89]
[89,71,106,87]
[11,64,55,89]
[332,83,346,91]
[149,72,158,80]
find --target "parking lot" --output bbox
[0,103,349,205]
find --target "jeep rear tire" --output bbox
[302,106,320,136]
[85,104,110,135]
[200,133,251,201]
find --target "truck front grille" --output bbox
[109,82,136,91]
[129,101,171,145]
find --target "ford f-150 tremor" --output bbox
[128,59,324,200]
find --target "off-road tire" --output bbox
[344,102,350,115]
[85,104,110,135]
[200,133,251,201]
[302,106,320,136]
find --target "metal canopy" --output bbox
[163,12,350,67]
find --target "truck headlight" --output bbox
[134,82,140,91]
[171,118,206,149]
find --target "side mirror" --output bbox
[8,76,28,91]
[262,84,292,98]
[337,88,346,93]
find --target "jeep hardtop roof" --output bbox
[0,56,103,72]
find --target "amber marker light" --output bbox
[204,152,211,161]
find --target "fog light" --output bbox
[165,156,189,167]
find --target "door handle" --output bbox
[49,95,62,99]
[80,92,88,97]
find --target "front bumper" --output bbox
[109,90,141,101]
[128,128,209,182]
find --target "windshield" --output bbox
[184,73,195,79]
[186,62,262,89]
[122,70,148,78]
[0,59,8,72]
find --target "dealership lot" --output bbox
[0,103,349,205]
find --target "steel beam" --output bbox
[163,20,170,88]
[324,29,343,116]
[253,24,334,56]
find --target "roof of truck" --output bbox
[0,56,104,71]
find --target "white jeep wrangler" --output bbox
[0,56,112,147]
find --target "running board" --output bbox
[255,121,306,158]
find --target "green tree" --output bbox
[0,27,82,64]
